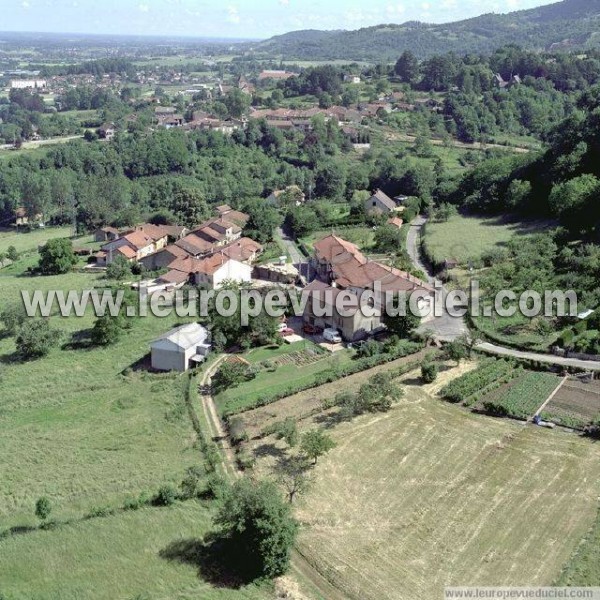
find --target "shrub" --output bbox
[421,363,438,383]
[180,466,205,499]
[275,417,299,447]
[91,314,124,346]
[0,302,27,335]
[228,416,249,445]
[213,362,251,393]
[87,506,115,518]
[206,473,229,500]
[154,484,178,506]
[236,449,255,471]
[35,497,52,521]
[482,402,510,417]
[105,255,132,280]
[6,246,18,262]
[557,329,574,349]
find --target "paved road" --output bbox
[407,217,600,371]
[277,226,303,264]
[407,217,468,342]
[479,342,600,372]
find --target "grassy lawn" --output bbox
[244,340,322,364]
[295,381,600,599]
[0,503,272,600]
[0,265,203,529]
[0,226,73,255]
[422,214,549,265]
[215,349,355,416]
[0,257,280,597]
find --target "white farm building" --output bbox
[150,323,211,372]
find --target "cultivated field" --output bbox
[295,386,600,600]
[543,378,600,429]
[422,214,547,265]
[476,371,562,420]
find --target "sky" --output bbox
[1,0,559,40]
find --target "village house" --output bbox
[151,323,211,372]
[302,280,382,342]
[96,224,170,266]
[306,234,434,339]
[97,123,116,140]
[365,189,400,215]
[94,226,120,243]
[159,253,252,289]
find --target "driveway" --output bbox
[407,217,468,342]
[277,226,303,265]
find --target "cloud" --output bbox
[21,0,30,8]
[279,0,290,6]
[138,3,149,12]
[386,3,406,17]
[226,5,241,24]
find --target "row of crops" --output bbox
[440,358,520,405]
[481,372,562,420]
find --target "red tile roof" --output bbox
[116,245,137,259]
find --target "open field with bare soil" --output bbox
[292,378,600,600]
[543,378,600,429]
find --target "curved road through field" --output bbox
[407,217,600,372]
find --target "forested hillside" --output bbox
[250,0,600,60]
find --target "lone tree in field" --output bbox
[38,238,77,275]
[15,319,61,359]
[301,429,336,465]
[215,478,298,579]
[275,454,312,504]
[0,301,27,336]
[91,314,123,346]
[35,497,52,522]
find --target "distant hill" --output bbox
[248,0,600,61]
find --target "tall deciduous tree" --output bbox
[215,478,298,579]
[38,239,77,275]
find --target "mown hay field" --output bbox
[295,384,600,600]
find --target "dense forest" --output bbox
[249,0,600,60]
